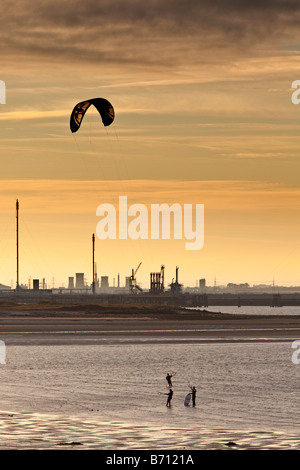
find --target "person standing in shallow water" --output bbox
[165,389,173,407]
[191,386,196,407]
[166,373,173,387]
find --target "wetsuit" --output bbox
[191,387,196,407]
[166,389,173,407]
[166,374,173,387]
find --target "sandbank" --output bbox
[0,301,299,345]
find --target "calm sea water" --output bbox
[186,305,300,316]
[0,305,299,449]
[0,337,299,449]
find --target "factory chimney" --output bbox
[16,199,19,290]
[92,233,95,294]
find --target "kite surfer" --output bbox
[166,373,173,387]
[165,389,173,407]
[190,386,196,407]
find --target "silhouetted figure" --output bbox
[166,373,173,387]
[165,389,173,407]
[191,386,196,407]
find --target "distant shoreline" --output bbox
[1,291,300,308]
[0,301,299,346]
[0,300,298,319]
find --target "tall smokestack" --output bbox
[92,233,95,294]
[16,199,19,290]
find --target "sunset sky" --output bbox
[1,0,300,289]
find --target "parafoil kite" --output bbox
[70,98,115,133]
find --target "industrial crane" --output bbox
[130,262,143,293]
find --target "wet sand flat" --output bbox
[0,303,299,451]
[0,411,299,450]
[0,303,299,345]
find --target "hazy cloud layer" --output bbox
[2,0,300,69]
[1,1,300,286]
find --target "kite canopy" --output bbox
[70,98,115,133]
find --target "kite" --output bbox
[70,98,115,133]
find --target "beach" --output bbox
[0,302,299,451]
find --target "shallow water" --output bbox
[0,340,299,449]
[186,305,300,316]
